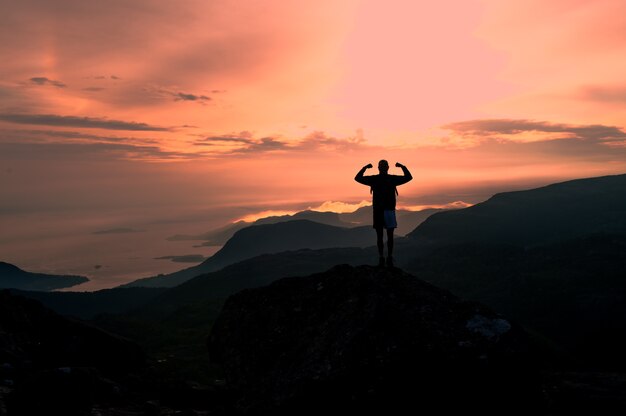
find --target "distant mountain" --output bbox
[255,210,347,227]
[0,262,88,291]
[167,220,249,245]
[167,207,443,246]
[167,210,349,245]
[316,204,441,235]
[408,173,626,247]
[125,220,375,288]
[336,205,371,225]
[396,208,444,235]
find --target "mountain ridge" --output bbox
[167,207,444,246]
[123,219,375,288]
[408,173,626,247]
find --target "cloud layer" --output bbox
[443,119,626,142]
[29,77,66,88]
[0,114,169,131]
[193,130,367,155]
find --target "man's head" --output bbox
[378,159,389,174]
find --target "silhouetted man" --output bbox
[355,160,413,267]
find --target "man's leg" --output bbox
[386,228,394,267]
[375,227,385,266]
[386,228,394,257]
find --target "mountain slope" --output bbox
[167,210,349,245]
[0,261,88,291]
[408,173,626,247]
[403,233,626,369]
[133,247,375,318]
[124,220,375,288]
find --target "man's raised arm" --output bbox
[355,163,373,185]
[394,162,413,185]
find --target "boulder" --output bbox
[208,265,543,415]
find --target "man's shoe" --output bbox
[386,256,394,268]
[378,256,385,267]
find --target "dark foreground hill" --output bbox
[0,290,144,415]
[409,173,626,247]
[125,220,375,288]
[0,261,88,291]
[208,265,543,415]
[11,286,167,319]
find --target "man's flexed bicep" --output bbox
[355,163,374,185]
[394,162,413,185]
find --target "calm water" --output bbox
[1,214,222,291]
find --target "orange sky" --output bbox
[2,0,626,257]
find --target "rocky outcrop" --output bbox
[208,265,543,415]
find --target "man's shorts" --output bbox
[373,209,397,230]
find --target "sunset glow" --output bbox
[2,0,626,286]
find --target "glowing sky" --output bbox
[2,0,626,283]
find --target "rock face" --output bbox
[208,265,543,415]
